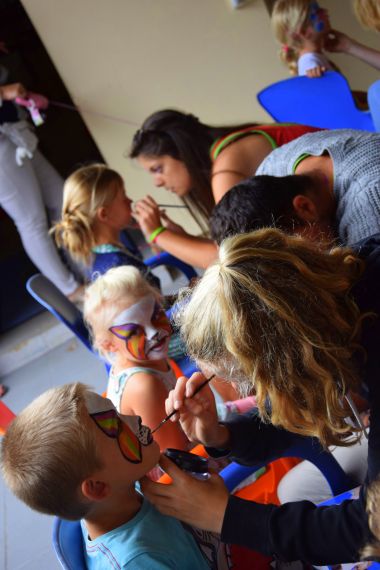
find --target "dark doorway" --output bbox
[0,0,104,332]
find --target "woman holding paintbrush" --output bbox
[142,228,380,565]
[131,109,320,268]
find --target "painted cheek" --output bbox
[119,421,142,463]
[127,333,147,360]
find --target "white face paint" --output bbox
[109,295,172,362]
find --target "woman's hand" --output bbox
[324,30,354,54]
[141,454,229,533]
[166,372,230,449]
[0,82,28,101]
[134,195,162,239]
[160,210,187,235]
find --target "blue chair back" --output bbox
[144,251,197,281]
[52,518,86,570]
[26,274,92,352]
[220,435,354,496]
[257,71,375,131]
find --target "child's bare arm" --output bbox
[120,372,189,451]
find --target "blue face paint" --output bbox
[309,1,326,32]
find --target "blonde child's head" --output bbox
[84,266,162,359]
[272,0,328,74]
[176,228,365,448]
[354,0,380,32]
[53,164,126,264]
[1,383,103,520]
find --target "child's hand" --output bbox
[134,195,162,239]
[324,30,354,54]
[140,454,229,533]
[306,65,326,78]
[165,372,230,449]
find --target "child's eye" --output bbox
[151,165,163,174]
[109,324,143,340]
[151,304,163,321]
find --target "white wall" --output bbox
[22,0,380,232]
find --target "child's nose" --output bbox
[145,325,159,340]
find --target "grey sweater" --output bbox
[256,129,380,244]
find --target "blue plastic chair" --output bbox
[144,251,197,282]
[26,273,92,351]
[52,518,86,570]
[257,71,375,131]
[220,435,354,496]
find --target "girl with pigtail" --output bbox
[52,163,160,289]
[271,0,338,77]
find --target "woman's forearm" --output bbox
[346,40,380,70]
[155,230,218,269]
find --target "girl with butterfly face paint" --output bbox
[84,265,189,452]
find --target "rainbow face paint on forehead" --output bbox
[84,392,153,463]
[109,295,172,361]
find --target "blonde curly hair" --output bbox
[52,164,124,264]
[363,480,380,560]
[176,228,367,448]
[354,0,380,32]
[271,0,313,75]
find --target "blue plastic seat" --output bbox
[257,71,375,131]
[52,518,86,570]
[219,434,354,496]
[144,251,197,281]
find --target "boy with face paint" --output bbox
[1,383,229,569]
[84,265,189,452]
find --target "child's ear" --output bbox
[290,30,303,42]
[96,206,108,223]
[81,478,109,501]
[292,194,320,222]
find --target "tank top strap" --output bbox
[210,123,295,162]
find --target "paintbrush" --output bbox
[157,204,188,209]
[151,374,215,434]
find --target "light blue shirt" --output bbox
[81,497,213,569]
